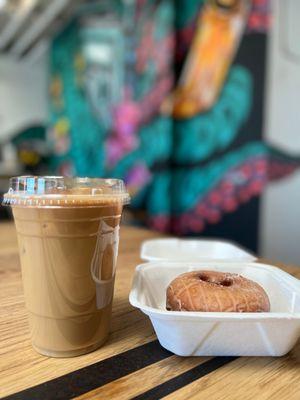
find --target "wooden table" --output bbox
[1,222,300,400]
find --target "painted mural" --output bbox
[47,0,299,250]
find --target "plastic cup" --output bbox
[3,176,130,357]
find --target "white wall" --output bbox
[260,0,300,264]
[0,54,48,144]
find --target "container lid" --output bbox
[141,238,256,262]
[2,176,130,207]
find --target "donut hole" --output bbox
[219,279,233,287]
[198,273,233,287]
[198,274,209,282]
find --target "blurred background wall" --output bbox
[261,0,300,264]
[0,56,47,148]
[0,0,300,264]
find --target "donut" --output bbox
[166,270,270,312]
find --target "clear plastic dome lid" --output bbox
[2,176,130,207]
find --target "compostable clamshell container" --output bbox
[129,239,300,356]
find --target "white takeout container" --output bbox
[141,238,256,263]
[129,239,300,357]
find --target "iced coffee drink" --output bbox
[3,176,129,357]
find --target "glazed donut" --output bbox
[166,270,270,312]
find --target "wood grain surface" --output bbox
[0,221,300,400]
